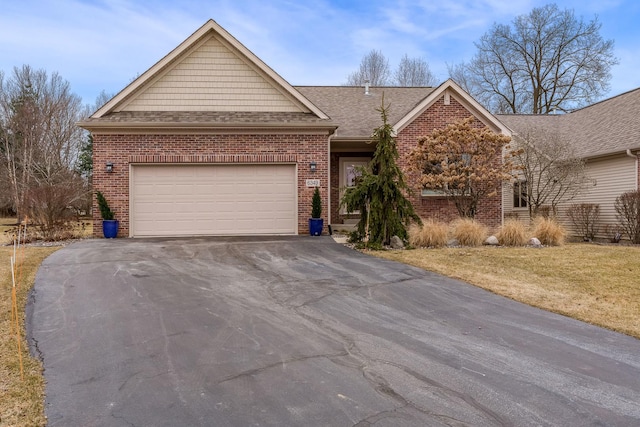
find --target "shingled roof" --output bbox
[79,111,333,131]
[498,87,640,158]
[296,86,436,139]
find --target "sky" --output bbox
[1,0,639,108]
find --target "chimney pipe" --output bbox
[364,79,370,95]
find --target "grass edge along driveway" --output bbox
[1,246,59,427]
[373,243,640,339]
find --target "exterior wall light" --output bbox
[310,161,317,172]
[106,162,114,173]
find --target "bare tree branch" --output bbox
[0,65,85,220]
[449,4,617,114]
[508,126,587,217]
[394,54,437,86]
[346,50,391,86]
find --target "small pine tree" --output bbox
[96,191,115,220]
[341,98,421,246]
[311,187,322,218]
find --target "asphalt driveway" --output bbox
[28,236,640,426]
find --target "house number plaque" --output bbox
[305,179,320,187]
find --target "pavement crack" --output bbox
[367,358,508,426]
[118,371,142,391]
[352,404,411,426]
[111,411,137,427]
[218,351,348,384]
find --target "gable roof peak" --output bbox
[92,19,328,120]
[393,78,510,135]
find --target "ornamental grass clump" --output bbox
[496,219,528,246]
[451,217,487,247]
[532,217,566,246]
[409,219,449,248]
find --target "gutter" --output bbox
[327,130,335,228]
[627,149,639,190]
[77,120,338,132]
[626,149,637,159]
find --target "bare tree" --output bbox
[346,50,391,86]
[509,126,587,217]
[394,54,437,86]
[0,65,85,221]
[88,89,114,116]
[449,4,617,114]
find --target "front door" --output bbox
[338,157,371,214]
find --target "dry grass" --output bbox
[409,219,449,248]
[1,217,92,245]
[373,244,640,339]
[532,217,567,246]
[1,217,19,245]
[1,244,60,426]
[451,218,488,246]
[496,220,529,246]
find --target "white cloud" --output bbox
[0,0,637,104]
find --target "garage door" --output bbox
[131,164,297,237]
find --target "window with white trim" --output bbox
[513,180,528,208]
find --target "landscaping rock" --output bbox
[390,235,404,249]
[529,237,542,247]
[447,238,460,247]
[485,235,499,246]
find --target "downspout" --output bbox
[626,149,638,189]
[327,130,336,230]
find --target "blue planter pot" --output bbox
[309,218,323,236]
[102,220,119,238]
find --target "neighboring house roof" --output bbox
[295,86,435,139]
[498,87,640,158]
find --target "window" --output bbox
[345,163,362,188]
[513,180,528,208]
[421,160,446,197]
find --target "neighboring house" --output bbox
[498,88,640,239]
[79,19,510,238]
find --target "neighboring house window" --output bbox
[513,180,528,208]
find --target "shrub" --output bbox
[614,190,640,244]
[311,187,322,218]
[532,217,566,246]
[534,205,554,219]
[409,219,449,248]
[25,184,83,241]
[496,220,528,246]
[603,224,622,244]
[566,203,600,241]
[451,218,487,247]
[96,191,115,220]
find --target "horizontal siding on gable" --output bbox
[122,35,304,113]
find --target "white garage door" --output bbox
[131,164,297,237]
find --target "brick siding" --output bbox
[329,95,504,230]
[93,132,328,237]
[396,95,503,229]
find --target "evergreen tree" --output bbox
[76,134,93,181]
[341,98,420,247]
